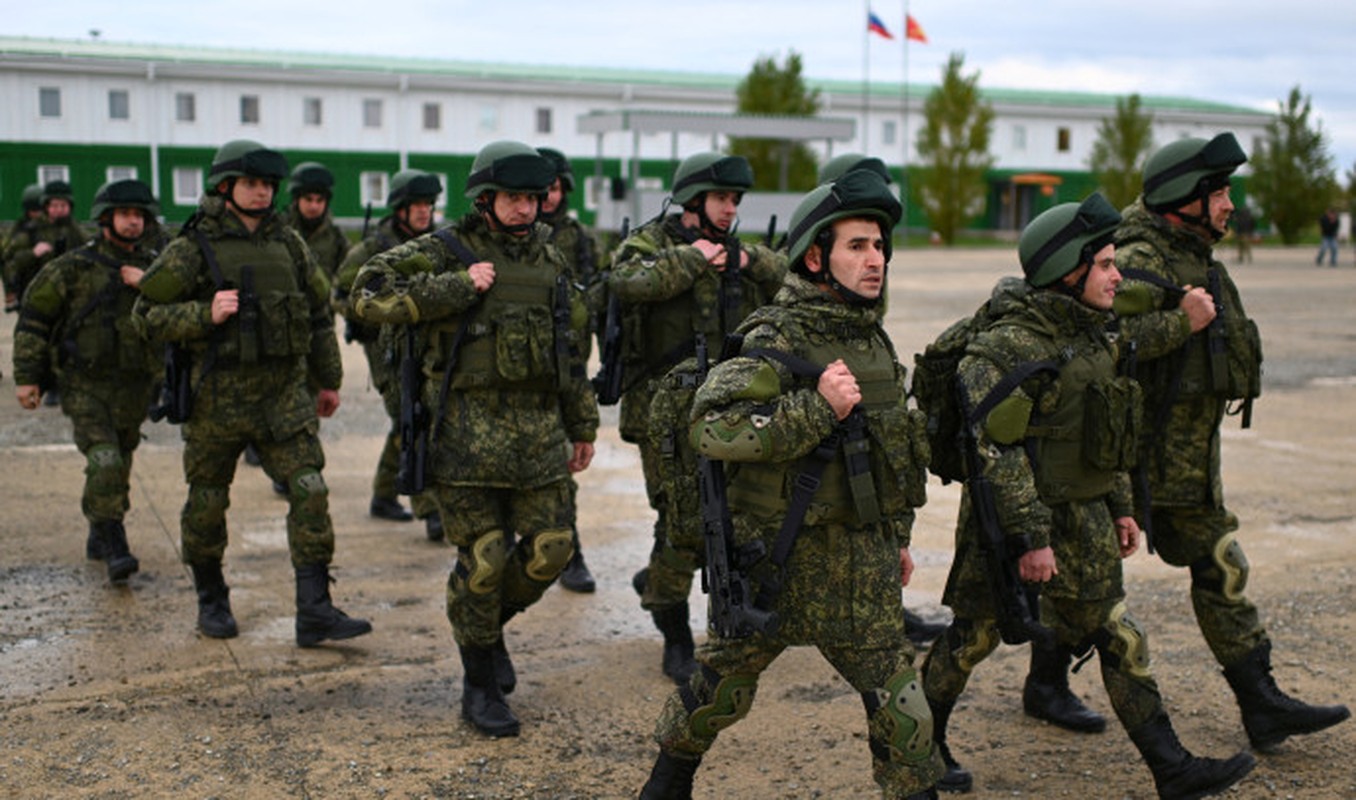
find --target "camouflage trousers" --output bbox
[923,594,1165,732]
[367,338,436,518]
[1149,504,1267,668]
[180,420,334,568]
[435,480,574,648]
[61,377,156,523]
[637,437,701,610]
[655,635,943,798]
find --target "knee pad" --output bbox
[686,667,758,739]
[464,529,509,595]
[185,484,230,532]
[863,666,934,765]
[85,444,126,492]
[1096,601,1151,680]
[946,619,1001,675]
[287,468,329,526]
[523,527,574,582]
[1189,533,1249,602]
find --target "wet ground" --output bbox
[1,245,1353,799]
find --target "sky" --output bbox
[10,0,1356,177]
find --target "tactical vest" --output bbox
[426,242,564,392]
[198,233,312,365]
[1160,262,1261,401]
[61,246,151,375]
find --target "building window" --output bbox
[423,102,441,131]
[363,99,383,129]
[106,166,138,183]
[38,165,70,185]
[535,107,553,135]
[108,89,130,121]
[173,167,202,204]
[39,87,61,118]
[1057,127,1071,153]
[479,105,499,133]
[1012,125,1027,151]
[304,97,323,126]
[175,92,196,123]
[240,94,260,125]
[882,120,897,146]
[360,172,389,207]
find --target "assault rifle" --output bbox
[590,216,628,405]
[394,326,427,495]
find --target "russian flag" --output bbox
[867,10,894,40]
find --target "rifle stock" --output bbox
[395,327,427,495]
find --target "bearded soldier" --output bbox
[135,139,371,647]
[352,140,598,738]
[1111,133,1349,752]
[12,179,162,584]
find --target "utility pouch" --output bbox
[1082,376,1142,471]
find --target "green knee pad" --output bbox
[1098,601,1151,680]
[524,527,574,582]
[85,443,125,485]
[690,672,758,739]
[1190,533,1249,603]
[865,667,935,765]
[465,529,509,595]
[287,468,329,528]
[185,484,231,532]
[951,620,1000,675]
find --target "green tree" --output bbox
[729,52,821,192]
[1248,86,1338,244]
[1088,93,1154,211]
[913,52,994,245]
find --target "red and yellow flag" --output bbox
[905,14,928,44]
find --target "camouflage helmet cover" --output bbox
[786,169,902,269]
[1019,192,1122,288]
[464,140,554,199]
[670,152,754,206]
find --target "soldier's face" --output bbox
[1206,186,1235,235]
[812,218,887,300]
[230,177,276,211]
[400,200,435,233]
[110,208,145,241]
[45,198,71,221]
[297,193,328,221]
[703,191,741,232]
[542,179,564,215]
[1067,243,1120,311]
[492,191,540,234]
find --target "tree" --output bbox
[729,52,821,192]
[913,52,994,245]
[1247,86,1338,244]
[1088,93,1154,211]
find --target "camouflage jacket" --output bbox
[332,216,421,337]
[286,206,349,283]
[351,212,598,488]
[13,234,160,387]
[541,208,600,288]
[3,216,89,300]
[610,213,785,441]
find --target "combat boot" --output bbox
[495,609,519,695]
[651,603,697,685]
[294,564,373,647]
[98,520,140,584]
[904,607,947,646]
[558,528,595,593]
[423,513,444,542]
[191,561,238,639]
[1127,712,1254,799]
[1022,641,1107,733]
[86,521,107,561]
[369,496,413,522]
[929,697,973,793]
[1222,642,1351,751]
[459,644,520,737]
[638,750,701,800]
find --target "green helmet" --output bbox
[537,147,575,193]
[786,169,902,271]
[1142,132,1246,211]
[91,179,158,221]
[464,140,554,200]
[1019,193,1122,288]
[671,152,753,206]
[817,153,892,186]
[207,139,289,190]
[41,180,74,207]
[288,161,335,199]
[20,183,44,213]
[387,169,443,210]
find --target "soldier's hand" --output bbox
[693,239,725,265]
[120,266,145,288]
[1180,285,1217,333]
[568,441,594,473]
[1115,516,1140,558]
[16,384,41,410]
[211,289,239,324]
[32,241,53,258]
[898,547,915,587]
[467,261,496,292]
[1018,546,1058,583]
[817,359,860,420]
[315,389,340,418]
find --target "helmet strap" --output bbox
[476,191,539,236]
[222,178,274,220]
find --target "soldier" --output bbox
[352,140,598,737]
[334,169,444,533]
[610,152,785,684]
[2,184,46,309]
[3,180,88,309]
[135,139,371,647]
[537,146,599,593]
[1112,133,1349,751]
[919,194,1255,799]
[11,179,162,584]
[285,161,349,281]
[639,171,941,799]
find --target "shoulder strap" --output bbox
[191,229,226,288]
[967,360,1061,427]
[428,228,483,445]
[432,228,480,267]
[1120,267,1184,295]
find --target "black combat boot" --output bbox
[86,522,107,560]
[98,520,140,583]
[369,496,413,522]
[1222,642,1351,751]
[905,790,940,800]
[904,607,947,646]
[459,644,520,737]
[294,564,373,647]
[929,697,973,793]
[651,603,697,685]
[495,609,519,695]
[638,750,701,800]
[1022,641,1107,733]
[1127,712,1255,799]
[423,513,444,542]
[558,528,595,593]
[191,561,238,639]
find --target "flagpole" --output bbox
[901,0,910,226]
[863,0,871,154]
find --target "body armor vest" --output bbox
[198,234,311,365]
[63,246,151,375]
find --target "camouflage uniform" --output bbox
[651,272,941,797]
[3,214,88,305]
[287,205,349,282]
[351,211,598,647]
[611,213,784,609]
[136,194,343,569]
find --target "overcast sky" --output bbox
[11,1,1356,177]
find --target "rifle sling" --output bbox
[429,229,483,444]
